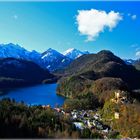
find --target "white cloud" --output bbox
[76,9,122,41]
[131,15,137,20]
[128,13,137,20]
[136,51,140,57]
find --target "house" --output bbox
[115,91,120,99]
[94,113,100,120]
[72,113,77,119]
[114,112,119,119]
[61,110,65,114]
[93,120,97,126]
[82,112,88,118]
[87,120,92,128]
[73,122,84,130]
[54,107,61,112]
[102,128,109,133]
[71,111,76,115]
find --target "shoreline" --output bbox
[0,83,65,108]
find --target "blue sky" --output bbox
[0,1,140,59]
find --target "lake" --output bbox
[0,84,65,108]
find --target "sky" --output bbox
[0,1,140,59]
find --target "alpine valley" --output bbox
[0,43,140,139]
[1,1,140,139]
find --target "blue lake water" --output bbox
[0,84,65,107]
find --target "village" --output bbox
[42,90,130,137]
[42,104,112,136]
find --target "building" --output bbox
[87,120,92,128]
[42,105,50,109]
[73,122,84,130]
[115,91,120,99]
[54,107,61,112]
[114,112,119,119]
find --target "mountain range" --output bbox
[41,48,72,71]
[0,43,140,138]
[57,50,140,98]
[0,43,90,71]
[56,50,140,138]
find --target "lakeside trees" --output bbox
[0,98,103,138]
[0,98,68,138]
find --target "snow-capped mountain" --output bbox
[63,48,89,60]
[0,43,30,59]
[28,50,42,65]
[0,44,89,71]
[0,43,42,60]
[0,43,43,67]
[42,48,64,61]
[124,59,136,65]
[41,48,72,71]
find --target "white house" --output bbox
[114,112,119,119]
[87,120,92,128]
[115,91,120,99]
[72,113,77,119]
[73,122,84,130]
[94,113,100,120]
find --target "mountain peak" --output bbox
[63,48,77,55]
[47,48,56,52]
[63,48,89,60]
[64,48,75,54]
[97,50,114,55]
[41,48,72,71]
[42,48,63,58]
